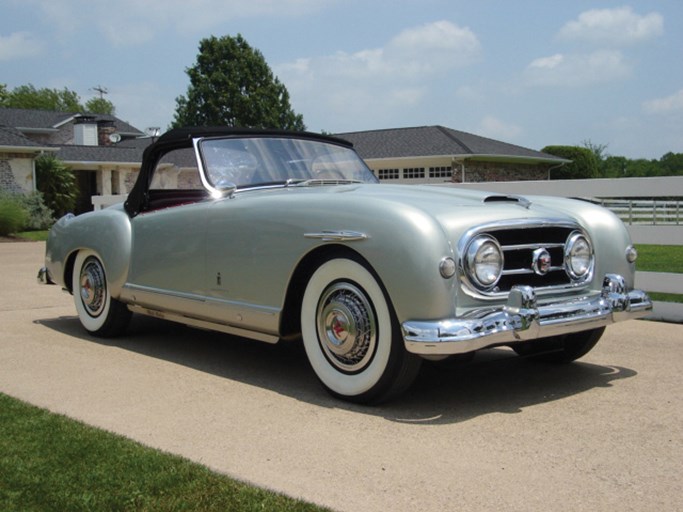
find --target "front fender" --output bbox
[46,207,132,297]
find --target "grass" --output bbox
[15,230,49,241]
[648,292,683,304]
[0,393,329,512]
[634,244,683,274]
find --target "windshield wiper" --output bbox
[287,178,363,187]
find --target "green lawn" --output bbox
[15,230,48,241]
[635,244,683,274]
[0,393,328,512]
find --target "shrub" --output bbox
[541,145,600,180]
[0,196,29,236]
[15,192,54,230]
[35,154,78,218]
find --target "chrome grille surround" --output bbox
[458,219,594,300]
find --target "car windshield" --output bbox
[198,137,378,189]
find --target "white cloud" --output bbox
[643,89,683,114]
[386,20,481,73]
[0,31,44,61]
[558,6,663,46]
[276,20,481,130]
[525,50,631,87]
[476,116,523,141]
[28,0,331,47]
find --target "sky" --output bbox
[1,0,682,159]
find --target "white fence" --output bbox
[599,199,681,225]
[448,176,683,246]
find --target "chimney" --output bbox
[98,120,117,146]
[74,115,98,146]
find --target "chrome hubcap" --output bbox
[79,257,106,317]
[317,282,377,372]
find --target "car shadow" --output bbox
[35,314,637,425]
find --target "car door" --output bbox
[124,147,211,318]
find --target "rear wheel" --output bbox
[301,258,421,404]
[72,249,131,337]
[512,327,605,363]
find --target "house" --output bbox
[0,107,148,212]
[2,107,569,213]
[337,126,568,183]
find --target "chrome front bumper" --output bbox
[402,274,652,356]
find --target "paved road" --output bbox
[1,242,681,512]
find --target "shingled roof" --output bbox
[337,125,566,163]
[0,107,143,136]
[0,124,55,151]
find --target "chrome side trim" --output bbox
[402,274,653,356]
[304,230,368,242]
[127,305,279,344]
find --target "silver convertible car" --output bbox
[39,127,652,403]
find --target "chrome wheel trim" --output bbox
[316,282,377,373]
[79,256,106,317]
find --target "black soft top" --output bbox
[124,127,353,217]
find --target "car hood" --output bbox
[288,183,578,228]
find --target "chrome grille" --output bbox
[459,222,591,297]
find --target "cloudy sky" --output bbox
[2,0,681,158]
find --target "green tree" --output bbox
[172,34,305,130]
[541,145,600,180]
[659,152,683,176]
[85,97,116,115]
[0,83,9,106]
[603,156,629,178]
[35,154,78,218]
[4,84,82,111]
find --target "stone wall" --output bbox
[456,161,550,183]
[0,154,33,194]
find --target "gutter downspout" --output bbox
[547,161,566,180]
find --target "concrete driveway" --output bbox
[1,242,681,512]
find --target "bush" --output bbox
[35,154,78,218]
[14,192,54,230]
[541,145,600,179]
[0,196,29,236]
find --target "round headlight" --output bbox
[565,232,593,279]
[466,235,504,288]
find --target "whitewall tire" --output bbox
[72,249,131,337]
[301,258,421,403]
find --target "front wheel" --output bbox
[512,327,605,363]
[301,258,421,404]
[72,249,131,337]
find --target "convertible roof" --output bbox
[124,127,354,217]
[153,127,353,148]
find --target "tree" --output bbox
[3,84,82,111]
[541,145,600,180]
[0,83,117,115]
[659,152,683,176]
[85,97,116,115]
[35,154,78,218]
[0,84,8,106]
[172,34,305,130]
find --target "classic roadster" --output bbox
[39,127,652,403]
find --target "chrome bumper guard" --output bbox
[402,274,653,356]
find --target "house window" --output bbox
[429,166,452,179]
[378,168,399,180]
[404,167,425,179]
